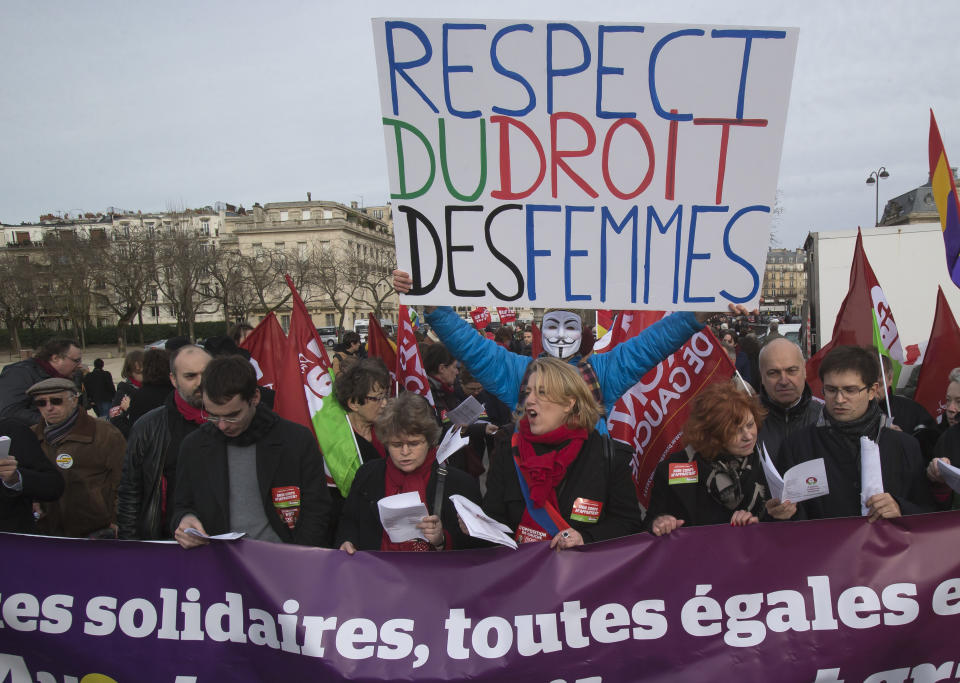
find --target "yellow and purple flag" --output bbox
[929,110,960,288]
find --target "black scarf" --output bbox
[211,403,279,447]
[704,449,766,515]
[823,401,883,456]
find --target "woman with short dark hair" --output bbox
[109,349,145,437]
[127,348,172,425]
[336,392,481,553]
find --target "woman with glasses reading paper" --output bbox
[336,392,481,553]
[482,357,643,550]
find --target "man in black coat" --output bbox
[0,338,82,426]
[757,338,824,459]
[172,355,331,548]
[0,418,64,533]
[117,345,211,540]
[775,346,933,521]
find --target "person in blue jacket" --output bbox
[393,271,745,435]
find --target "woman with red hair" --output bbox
[646,382,795,536]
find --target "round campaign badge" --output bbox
[56,453,73,469]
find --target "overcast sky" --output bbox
[1,0,957,249]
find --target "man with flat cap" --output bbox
[28,377,126,538]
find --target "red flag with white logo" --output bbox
[469,307,491,330]
[496,307,516,324]
[273,276,332,433]
[239,312,286,390]
[396,304,435,406]
[606,323,736,508]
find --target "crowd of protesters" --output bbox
[1,301,958,557]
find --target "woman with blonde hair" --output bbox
[483,357,643,550]
[646,381,795,536]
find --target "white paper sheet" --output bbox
[184,529,245,541]
[860,437,884,516]
[781,458,830,503]
[377,491,429,543]
[450,494,517,550]
[444,395,485,427]
[435,427,470,465]
[936,459,960,495]
[760,444,784,502]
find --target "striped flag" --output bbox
[929,110,960,288]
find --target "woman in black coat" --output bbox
[646,382,795,536]
[336,392,481,553]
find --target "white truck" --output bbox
[803,223,960,359]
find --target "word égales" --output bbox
[4,576,960,668]
[375,20,793,306]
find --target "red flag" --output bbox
[239,312,286,390]
[274,275,332,433]
[496,307,516,324]
[593,310,665,354]
[396,304,434,406]
[469,307,491,330]
[606,325,736,508]
[367,313,398,394]
[913,288,960,421]
[530,322,543,359]
[806,229,905,397]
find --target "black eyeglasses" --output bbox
[33,396,70,407]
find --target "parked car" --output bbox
[316,327,338,347]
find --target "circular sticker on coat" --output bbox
[56,453,73,469]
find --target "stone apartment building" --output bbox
[760,248,807,317]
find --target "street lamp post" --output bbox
[865,167,890,227]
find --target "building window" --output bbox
[200,221,210,235]
[280,211,289,222]
[302,210,311,220]
[323,210,334,220]
[281,314,291,334]
[275,242,285,250]
[298,242,308,258]
[150,306,160,318]
[325,314,335,326]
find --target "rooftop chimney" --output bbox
[307,192,312,202]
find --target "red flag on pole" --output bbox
[496,307,516,324]
[239,312,286,390]
[469,307,491,330]
[913,287,960,421]
[396,304,434,406]
[806,229,905,397]
[606,325,736,508]
[273,275,332,433]
[367,313,398,394]
[593,310,665,354]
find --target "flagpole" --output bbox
[877,349,894,422]
[734,370,754,395]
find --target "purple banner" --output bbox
[3,512,960,682]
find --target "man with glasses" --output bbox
[774,346,932,521]
[117,345,211,540]
[171,355,331,549]
[27,377,125,537]
[0,338,83,426]
[756,338,823,459]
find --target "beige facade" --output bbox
[760,248,807,315]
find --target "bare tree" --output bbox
[42,232,97,346]
[89,230,156,353]
[0,253,41,356]
[310,240,361,334]
[152,221,216,340]
[207,243,254,332]
[350,244,398,320]
[241,249,289,316]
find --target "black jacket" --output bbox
[335,458,482,551]
[936,423,960,464]
[775,418,934,520]
[483,427,644,543]
[82,368,116,403]
[110,380,140,438]
[757,383,824,459]
[117,394,202,540]
[645,447,774,530]
[128,382,173,426]
[0,418,64,533]
[171,407,331,546]
[0,359,50,426]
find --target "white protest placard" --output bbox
[372,19,798,310]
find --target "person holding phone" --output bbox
[0,418,64,533]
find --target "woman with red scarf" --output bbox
[483,357,644,550]
[336,392,481,553]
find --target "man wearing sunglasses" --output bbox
[774,346,933,522]
[171,355,331,549]
[0,338,83,426]
[27,377,125,538]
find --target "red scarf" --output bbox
[369,426,387,458]
[515,419,587,509]
[174,391,205,425]
[129,377,142,388]
[36,358,70,379]
[381,447,437,552]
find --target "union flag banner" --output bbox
[806,229,905,397]
[913,287,960,421]
[397,304,434,406]
[593,310,666,354]
[469,307,491,330]
[367,314,398,394]
[239,312,285,390]
[606,322,736,508]
[496,307,516,324]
